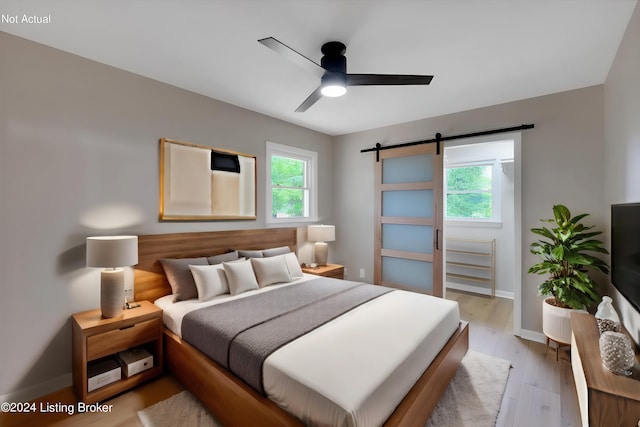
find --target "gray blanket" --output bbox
[182,277,392,394]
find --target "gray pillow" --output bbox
[160,257,208,302]
[237,249,264,259]
[262,246,292,257]
[207,251,239,265]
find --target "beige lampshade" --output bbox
[87,236,138,267]
[307,225,335,243]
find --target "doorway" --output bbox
[443,133,522,336]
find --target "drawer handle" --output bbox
[120,325,134,331]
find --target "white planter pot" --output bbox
[542,297,587,344]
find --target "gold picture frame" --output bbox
[159,138,257,221]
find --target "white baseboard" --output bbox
[0,373,72,404]
[518,328,547,344]
[445,282,514,300]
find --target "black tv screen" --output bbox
[611,203,640,313]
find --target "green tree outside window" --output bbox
[445,165,493,219]
[271,156,305,217]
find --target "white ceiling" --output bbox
[1,1,637,136]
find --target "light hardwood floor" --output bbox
[446,289,581,427]
[2,290,581,427]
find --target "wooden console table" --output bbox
[570,312,640,427]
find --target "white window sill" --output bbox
[445,219,503,228]
[266,217,318,226]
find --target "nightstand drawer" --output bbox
[324,267,344,279]
[87,318,161,361]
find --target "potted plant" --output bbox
[528,204,609,345]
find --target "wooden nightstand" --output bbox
[302,263,344,279]
[71,300,163,403]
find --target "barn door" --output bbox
[374,144,443,296]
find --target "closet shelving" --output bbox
[445,238,496,298]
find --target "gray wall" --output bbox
[0,32,334,401]
[333,85,605,339]
[604,3,640,342]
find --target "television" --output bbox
[611,203,640,313]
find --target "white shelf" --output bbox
[445,238,496,298]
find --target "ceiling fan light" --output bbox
[320,72,347,97]
[321,84,347,97]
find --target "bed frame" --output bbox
[134,228,469,427]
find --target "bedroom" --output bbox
[1,1,640,426]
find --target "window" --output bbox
[445,162,501,221]
[266,142,317,223]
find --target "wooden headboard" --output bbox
[134,228,298,302]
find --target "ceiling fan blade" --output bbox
[295,86,324,112]
[258,37,325,78]
[347,74,434,86]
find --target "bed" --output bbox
[134,228,469,427]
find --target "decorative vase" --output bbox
[595,296,621,335]
[599,331,635,376]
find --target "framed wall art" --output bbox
[159,138,256,220]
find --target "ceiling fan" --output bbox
[258,37,434,112]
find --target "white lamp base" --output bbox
[314,242,329,266]
[101,269,125,318]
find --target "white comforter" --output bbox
[156,275,460,427]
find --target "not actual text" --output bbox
[1,14,52,24]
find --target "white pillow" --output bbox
[189,264,229,301]
[251,256,292,287]
[283,252,304,278]
[224,259,260,295]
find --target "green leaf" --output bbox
[569,213,589,224]
[574,239,608,252]
[553,205,571,224]
[531,227,556,241]
[551,246,565,260]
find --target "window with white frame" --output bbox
[445,161,502,221]
[266,142,318,223]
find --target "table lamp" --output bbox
[86,236,138,318]
[307,225,335,266]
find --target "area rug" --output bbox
[138,350,511,427]
[425,350,511,427]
